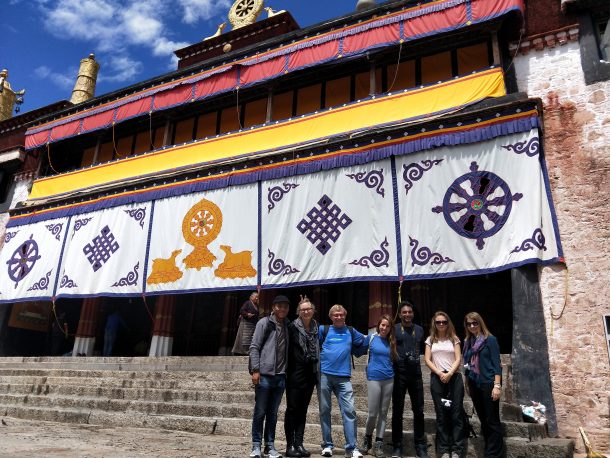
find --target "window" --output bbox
[271,90,293,121]
[578,11,610,84]
[174,117,195,143]
[0,161,20,213]
[296,84,322,115]
[196,112,218,138]
[325,76,351,108]
[243,98,267,128]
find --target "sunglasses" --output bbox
[435,320,448,325]
[466,321,479,327]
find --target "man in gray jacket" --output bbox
[249,295,290,458]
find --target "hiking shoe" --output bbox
[373,440,385,457]
[321,447,333,457]
[391,446,402,458]
[267,447,283,458]
[361,435,372,453]
[415,444,430,458]
[347,449,363,458]
[250,445,262,458]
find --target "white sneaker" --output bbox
[349,449,363,458]
[250,445,262,458]
[267,447,283,458]
[321,447,333,457]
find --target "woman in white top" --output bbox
[424,311,464,458]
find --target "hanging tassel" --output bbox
[46,143,60,175]
[141,294,154,323]
[395,278,404,322]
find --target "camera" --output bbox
[441,398,452,409]
[305,354,318,364]
[405,351,420,364]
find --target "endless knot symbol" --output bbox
[297,195,352,255]
[83,225,120,272]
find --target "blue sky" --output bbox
[2,0,361,114]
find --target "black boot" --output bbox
[286,445,301,457]
[361,435,372,454]
[295,445,310,457]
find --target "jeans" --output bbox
[319,373,358,452]
[252,374,286,447]
[392,365,427,448]
[284,382,316,447]
[365,378,394,439]
[430,373,465,455]
[103,329,117,356]
[468,379,504,458]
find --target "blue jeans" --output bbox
[252,374,286,447]
[319,373,358,452]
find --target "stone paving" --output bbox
[0,416,356,458]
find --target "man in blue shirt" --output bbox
[318,304,366,458]
[391,301,430,458]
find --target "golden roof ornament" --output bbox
[0,69,26,120]
[203,22,227,41]
[228,0,264,30]
[70,54,100,105]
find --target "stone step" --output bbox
[0,390,543,441]
[0,404,572,458]
[0,381,530,425]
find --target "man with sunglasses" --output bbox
[391,301,430,458]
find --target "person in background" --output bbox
[103,309,128,356]
[361,314,398,458]
[249,295,290,458]
[462,312,503,458]
[424,311,464,458]
[232,291,260,355]
[284,296,319,457]
[318,304,366,458]
[391,301,430,458]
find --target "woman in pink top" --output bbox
[424,312,464,458]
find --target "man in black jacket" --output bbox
[391,301,430,458]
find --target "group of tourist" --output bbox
[238,293,503,458]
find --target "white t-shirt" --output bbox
[425,336,460,372]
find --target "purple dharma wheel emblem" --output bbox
[6,235,41,287]
[432,161,522,250]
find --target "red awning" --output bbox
[24,0,524,150]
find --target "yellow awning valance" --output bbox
[28,67,505,202]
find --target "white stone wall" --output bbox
[514,41,610,451]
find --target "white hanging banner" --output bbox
[145,184,258,294]
[396,129,560,278]
[56,203,150,297]
[0,217,69,302]
[261,161,398,286]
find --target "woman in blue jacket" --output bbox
[463,312,503,458]
[362,314,398,457]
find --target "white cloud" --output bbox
[98,55,143,83]
[152,37,190,57]
[33,65,75,91]
[35,0,229,85]
[178,0,231,24]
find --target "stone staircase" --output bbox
[0,356,574,457]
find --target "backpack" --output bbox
[248,319,275,375]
